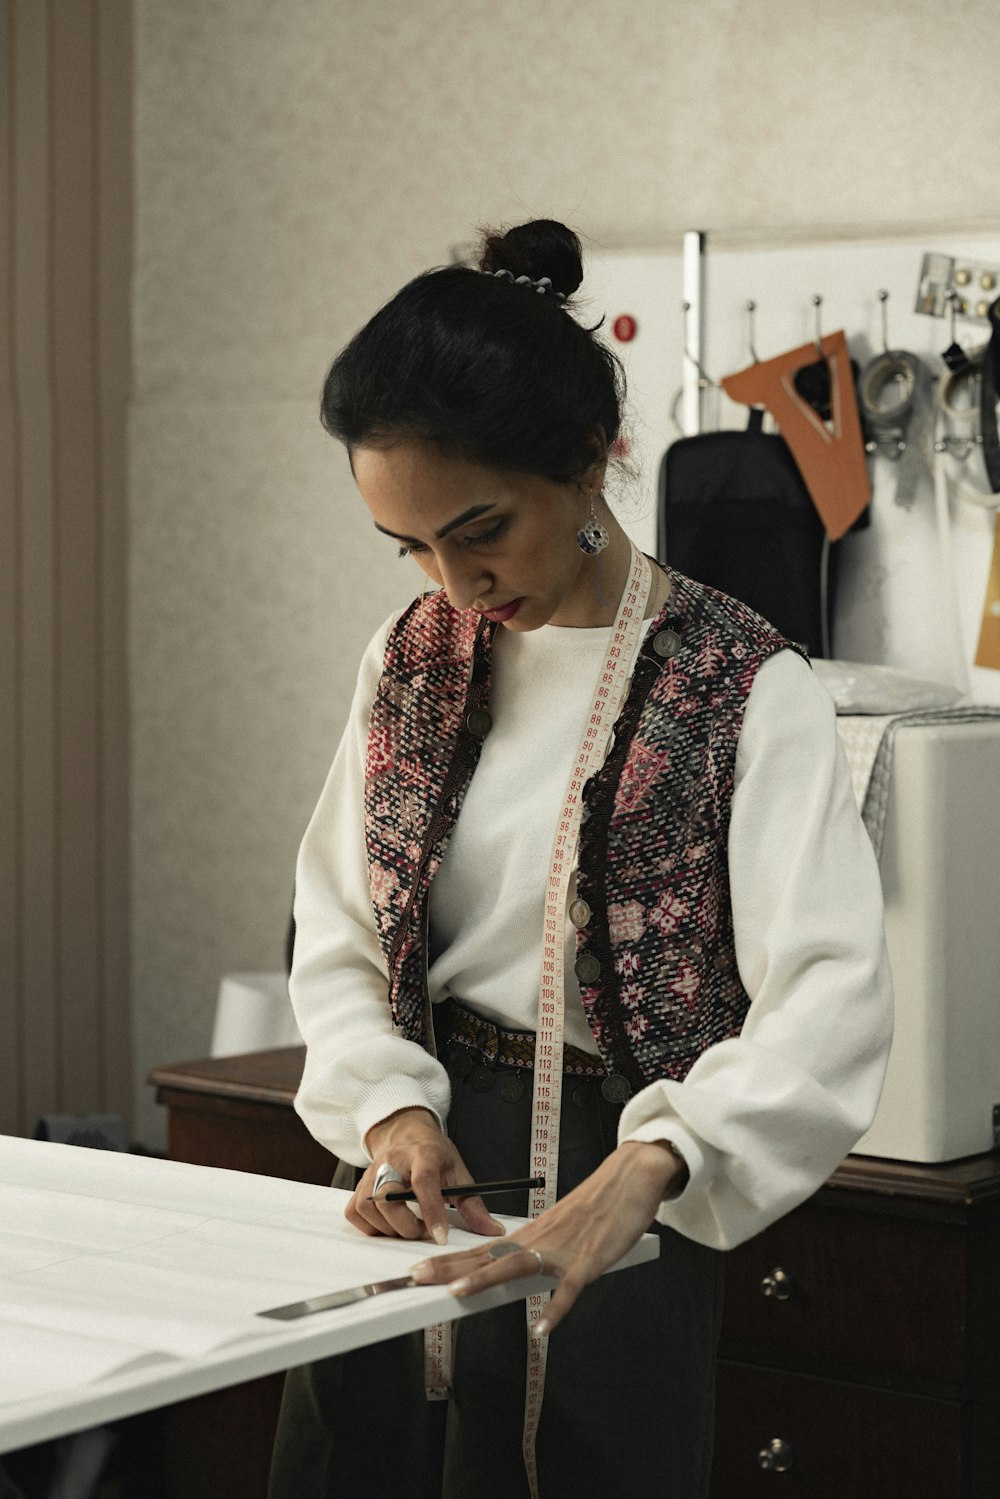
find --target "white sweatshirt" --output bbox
[290,612,893,1251]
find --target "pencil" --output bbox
[368,1175,545,1203]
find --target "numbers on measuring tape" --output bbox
[519,548,651,1499]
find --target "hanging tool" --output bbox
[720,313,871,541]
[857,289,933,509]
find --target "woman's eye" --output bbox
[396,520,505,559]
[462,520,506,548]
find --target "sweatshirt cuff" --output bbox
[355,1074,448,1162]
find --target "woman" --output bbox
[269,219,892,1499]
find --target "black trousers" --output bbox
[269,1045,724,1499]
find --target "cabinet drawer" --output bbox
[712,1362,963,1498]
[721,1204,966,1383]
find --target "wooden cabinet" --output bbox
[149,1047,336,1185]
[150,1049,337,1499]
[714,1365,964,1497]
[151,1049,1000,1499]
[712,1155,1000,1496]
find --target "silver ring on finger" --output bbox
[372,1161,406,1197]
[488,1239,546,1276]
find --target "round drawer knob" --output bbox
[757,1438,795,1473]
[760,1267,796,1301]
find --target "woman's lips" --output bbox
[479,598,524,623]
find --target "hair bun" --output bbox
[479,219,584,301]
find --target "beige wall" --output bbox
[131,0,1000,1145]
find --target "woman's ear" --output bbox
[580,425,609,493]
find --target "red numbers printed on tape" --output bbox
[521,549,651,1499]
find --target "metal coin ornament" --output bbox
[501,1073,526,1104]
[601,1074,632,1104]
[576,495,610,556]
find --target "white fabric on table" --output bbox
[0,1139,527,1409]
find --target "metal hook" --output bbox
[946,287,959,344]
[812,294,824,357]
[746,300,759,363]
[681,300,714,385]
[878,289,890,355]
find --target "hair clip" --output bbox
[488,268,566,303]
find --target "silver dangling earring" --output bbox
[576,492,610,555]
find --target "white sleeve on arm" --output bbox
[617,648,894,1250]
[290,615,451,1166]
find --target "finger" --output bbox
[407,1245,488,1284]
[344,1193,381,1235]
[453,1193,506,1237]
[409,1165,450,1245]
[449,1243,551,1298]
[410,1240,546,1295]
[347,1174,424,1240]
[344,1205,379,1236]
[419,1145,502,1242]
[531,1272,583,1338]
[366,1195,427,1240]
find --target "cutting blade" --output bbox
[258,1274,417,1321]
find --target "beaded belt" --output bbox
[439,997,607,1078]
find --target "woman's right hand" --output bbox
[345,1106,505,1246]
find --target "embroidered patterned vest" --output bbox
[363,568,805,1091]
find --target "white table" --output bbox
[0,1137,657,1455]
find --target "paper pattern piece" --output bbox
[0,1137,658,1444]
[0,1140,467,1403]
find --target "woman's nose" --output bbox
[437,555,490,612]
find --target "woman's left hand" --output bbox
[407,1139,686,1336]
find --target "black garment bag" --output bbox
[657,408,841,658]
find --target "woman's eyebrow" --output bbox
[374,503,496,543]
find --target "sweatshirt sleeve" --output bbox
[617,648,894,1250]
[290,615,451,1165]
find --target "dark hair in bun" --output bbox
[479,219,585,300]
[321,218,624,485]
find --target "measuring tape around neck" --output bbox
[521,543,652,1498]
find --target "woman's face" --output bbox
[352,440,613,630]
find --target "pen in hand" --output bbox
[368,1175,545,1203]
